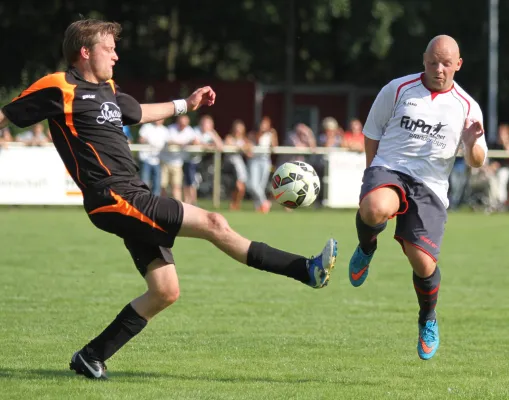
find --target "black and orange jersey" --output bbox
[2,67,142,190]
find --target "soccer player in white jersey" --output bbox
[348,35,487,360]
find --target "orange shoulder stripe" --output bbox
[14,72,79,137]
[106,79,116,94]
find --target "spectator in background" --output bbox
[315,117,344,207]
[247,116,278,213]
[160,115,197,201]
[45,126,53,142]
[185,114,223,205]
[16,122,50,146]
[284,122,316,163]
[224,119,251,210]
[464,160,499,212]
[490,123,509,209]
[318,117,344,148]
[448,152,469,210]
[195,115,223,150]
[343,118,365,152]
[466,124,509,212]
[138,119,168,196]
[0,126,13,148]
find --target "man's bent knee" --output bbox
[205,212,232,244]
[145,260,180,311]
[180,203,233,241]
[150,285,180,310]
[360,187,401,225]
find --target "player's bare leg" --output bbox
[131,260,180,320]
[70,202,337,381]
[404,242,441,360]
[70,258,179,379]
[349,187,399,286]
[71,259,179,379]
[178,203,337,288]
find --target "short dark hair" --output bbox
[62,19,121,65]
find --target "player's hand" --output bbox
[186,86,216,111]
[462,118,484,148]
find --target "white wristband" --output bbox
[172,99,188,116]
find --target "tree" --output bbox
[1,0,508,115]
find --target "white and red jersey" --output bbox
[363,72,487,208]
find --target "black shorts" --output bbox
[360,166,447,262]
[83,178,184,276]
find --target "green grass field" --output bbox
[1,206,509,399]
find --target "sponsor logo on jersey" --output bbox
[97,102,122,126]
[400,115,448,149]
[400,116,447,137]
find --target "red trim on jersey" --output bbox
[394,76,421,105]
[452,87,471,116]
[420,73,455,100]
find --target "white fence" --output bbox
[0,143,507,208]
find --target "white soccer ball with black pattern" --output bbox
[270,161,321,209]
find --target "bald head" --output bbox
[425,35,460,58]
[422,35,462,92]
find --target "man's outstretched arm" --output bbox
[139,86,216,124]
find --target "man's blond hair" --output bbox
[62,19,121,65]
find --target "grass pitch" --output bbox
[1,205,508,399]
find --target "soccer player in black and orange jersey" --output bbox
[0,19,338,380]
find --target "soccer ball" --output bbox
[270,161,320,209]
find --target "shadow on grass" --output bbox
[0,368,377,386]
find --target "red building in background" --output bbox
[118,80,378,140]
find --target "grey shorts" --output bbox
[360,166,447,262]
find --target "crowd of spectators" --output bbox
[2,115,507,213]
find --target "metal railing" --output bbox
[7,142,509,208]
[138,144,350,208]
[132,144,509,208]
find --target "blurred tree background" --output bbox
[0,0,507,119]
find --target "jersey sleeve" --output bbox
[362,83,396,141]
[116,91,142,126]
[1,75,65,128]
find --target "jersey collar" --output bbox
[420,73,454,100]
[67,66,110,87]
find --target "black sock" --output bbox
[246,241,309,283]
[413,267,441,325]
[83,303,147,362]
[356,210,387,255]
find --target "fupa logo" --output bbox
[97,102,122,126]
[400,115,447,135]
